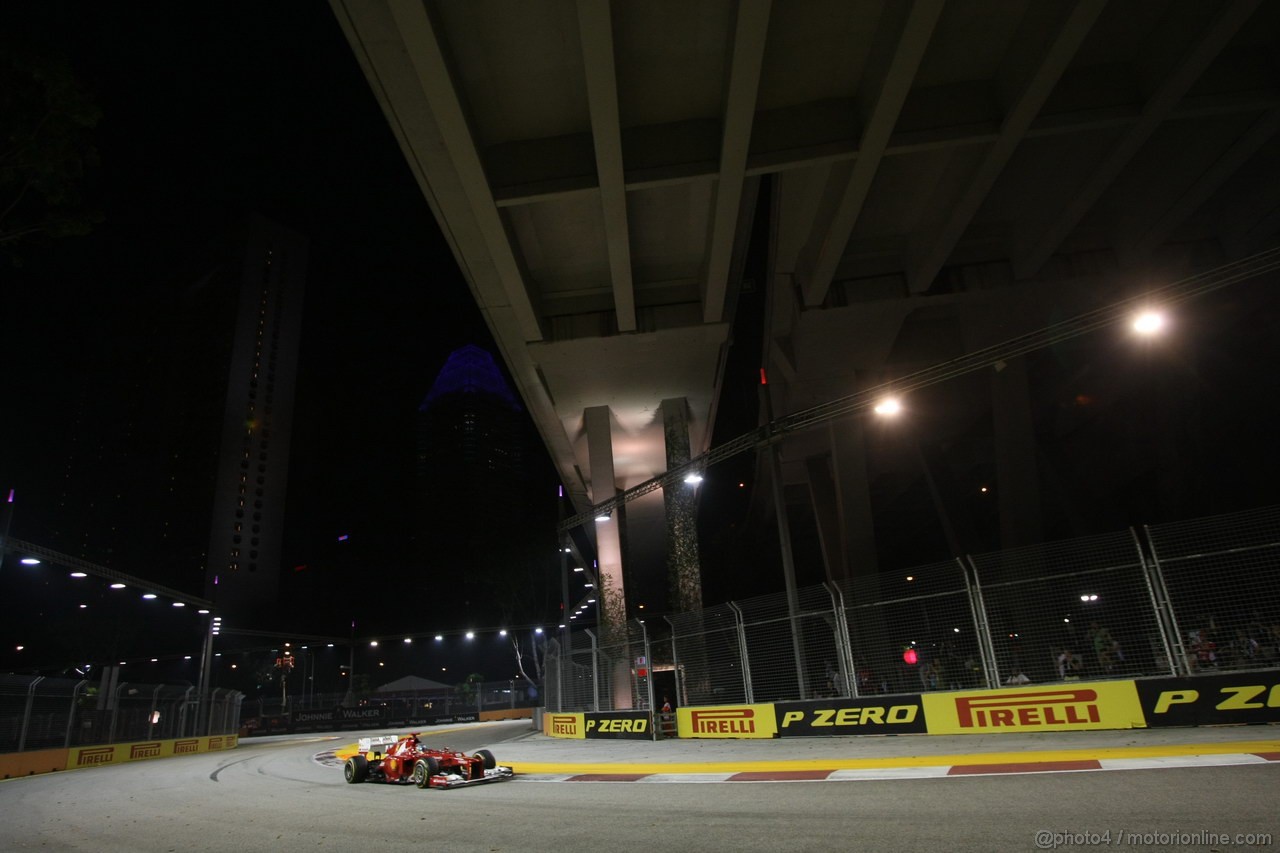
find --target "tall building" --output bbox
[415,345,550,613]
[203,215,308,621]
[416,344,525,530]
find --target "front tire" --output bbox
[413,756,440,788]
[475,749,496,770]
[344,755,369,784]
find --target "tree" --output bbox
[0,39,102,261]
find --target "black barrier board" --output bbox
[1136,672,1280,727]
[291,709,337,732]
[775,695,927,736]
[584,710,653,740]
[334,706,387,729]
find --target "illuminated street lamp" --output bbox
[874,397,902,416]
[1132,310,1165,335]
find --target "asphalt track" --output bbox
[2,720,1277,852]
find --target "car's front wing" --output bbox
[426,765,515,789]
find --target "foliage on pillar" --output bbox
[662,398,704,613]
[597,567,628,648]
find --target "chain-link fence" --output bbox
[545,504,1280,711]
[545,622,655,712]
[0,675,242,753]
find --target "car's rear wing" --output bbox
[356,735,399,757]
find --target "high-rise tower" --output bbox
[204,215,307,621]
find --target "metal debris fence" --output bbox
[545,505,1280,711]
[0,676,242,753]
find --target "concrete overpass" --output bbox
[330,0,1280,622]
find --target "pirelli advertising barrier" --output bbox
[541,674,1279,740]
[66,734,238,770]
[543,710,654,740]
[1136,671,1280,727]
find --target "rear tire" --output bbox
[344,755,368,784]
[475,749,496,770]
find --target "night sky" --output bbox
[1,3,533,680]
[4,4,1280,688]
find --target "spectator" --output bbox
[1088,622,1122,674]
[1005,669,1031,685]
[1188,627,1218,670]
[1057,648,1082,680]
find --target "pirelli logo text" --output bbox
[129,742,163,760]
[76,747,115,766]
[956,689,1100,728]
[549,715,579,736]
[678,704,777,738]
[208,737,224,750]
[174,739,199,755]
[691,708,755,735]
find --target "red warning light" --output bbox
[902,648,919,665]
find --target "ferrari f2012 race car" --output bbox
[343,733,514,789]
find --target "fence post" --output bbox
[728,601,753,703]
[177,686,193,737]
[963,557,1001,689]
[663,616,685,706]
[637,619,657,738]
[824,583,855,697]
[65,680,87,748]
[1139,525,1189,676]
[109,683,127,743]
[585,629,600,713]
[18,675,44,752]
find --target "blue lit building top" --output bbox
[420,345,521,411]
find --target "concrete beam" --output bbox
[704,0,772,324]
[1013,0,1263,279]
[1122,105,1280,264]
[905,0,1106,293]
[385,0,544,341]
[796,0,944,308]
[577,0,636,332]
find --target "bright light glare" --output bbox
[110,583,126,589]
[142,593,157,600]
[70,572,88,578]
[20,558,40,565]
[684,473,703,484]
[1133,311,1165,335]
[465,632,475,640]
[874,398,902,416]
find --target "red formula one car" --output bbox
[343,734,514,789]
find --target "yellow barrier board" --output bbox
[677,704,778,739]
[65,734,238,770]
[922,681,1146,734]
[543,712,586,738]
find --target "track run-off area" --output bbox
[2,720,1277,852]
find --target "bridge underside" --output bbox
[333,0,1280,609]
